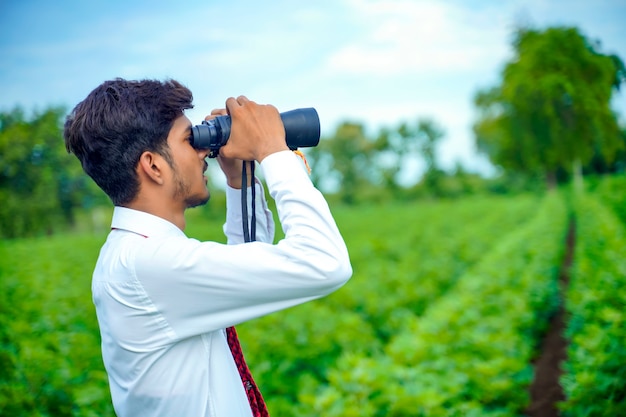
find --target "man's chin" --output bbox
[186,193,210,209]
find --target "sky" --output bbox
[1,0,625,180]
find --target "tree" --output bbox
[308,121,375,204]
[375,118,445,195]
[416,119,445,194]
[586,123,626,174]
[473,26,625,187]
[308,118,447,202]
[0,107,105,238]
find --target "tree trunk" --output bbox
[546,171,557,190]
[573,159,583,191]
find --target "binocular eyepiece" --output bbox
[190,108,321,158]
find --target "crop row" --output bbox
[299,192,568,416]
[0,193,566,417]
[326,194,539,337]
[559,193,626,416]
[238,194,539,414]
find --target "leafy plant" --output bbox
[560,192,626,416]
[303,192,568,416]
[0,235,113,417]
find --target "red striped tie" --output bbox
[226,326,269,416]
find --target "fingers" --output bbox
[225,95,253,114]
[204,96,254,122]
[206,96,286,162]
[204,108,227,121]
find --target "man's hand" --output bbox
[220,96,289,162]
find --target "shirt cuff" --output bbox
[260,150,311,189]
[224,177,274,244]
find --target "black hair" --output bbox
[64,78,193,205]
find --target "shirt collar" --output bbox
[111,206,185,238]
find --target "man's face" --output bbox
[166,115,210,208]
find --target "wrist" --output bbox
[225,170,253,189]
[256,143,290,163]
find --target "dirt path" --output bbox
[525,219,575,417]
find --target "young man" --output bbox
[64,78,352,417]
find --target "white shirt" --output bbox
[92,151,352,417]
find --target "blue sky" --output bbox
[1,0,625,178]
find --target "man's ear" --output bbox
[137,151,166,185]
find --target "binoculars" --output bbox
[190,108,320,158]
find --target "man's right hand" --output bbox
[219,96,289,162]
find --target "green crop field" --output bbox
[1,180,625,416]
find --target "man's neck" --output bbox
[126,198,186,231]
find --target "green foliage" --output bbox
[238,303,381,415]
[588,173,626,225]
[3,187,625,416]
[237,194,541,414]
[326,194,539,340]
[372,118,444,194]
[474,26,625,183]
[0,107,107,238]
[0,234,113,417]
[302,192,568,416]
[308,121,376,204]
[308,118,454,203]
[413,119,446,194]
[560,192,626,416]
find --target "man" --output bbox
[64,78,352,417]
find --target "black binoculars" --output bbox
[190,108,320,158]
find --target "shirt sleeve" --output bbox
[135,151,352,341]
[223,177,275,244]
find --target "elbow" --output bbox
[337,255,353,285]
[280,238,352,289]
[321,250,353,288]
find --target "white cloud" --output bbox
[325,0,510,76]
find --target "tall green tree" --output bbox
[473,26,625,187]
[0,107,104,238]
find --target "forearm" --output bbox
[261,151,352,282]
[223,178,275,244]
[222,162,253,189]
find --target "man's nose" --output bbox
[197,148,209,159]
